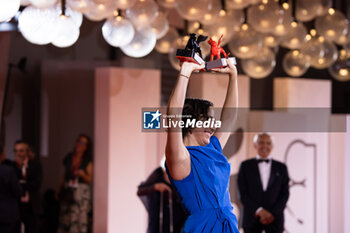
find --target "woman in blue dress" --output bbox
[165,59,240,233]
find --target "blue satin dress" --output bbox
[166,136,240,233]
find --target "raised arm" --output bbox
[166,62,205,181]
[213,58,238,148]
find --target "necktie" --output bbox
[258,159,269,163]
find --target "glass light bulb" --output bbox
[282,50,310,77]
[199,0,221,25]
[126,0,159,28]
[67,0,94,13]
[175,0,211,21]
[114,0,137,10]
[155,27,179,54]
[151,11,169,39]
[329,52,350,81]
[295,0,321,22]
[52,17,80,47]
[120,26,156,58]
[225,0,250,10]
[241,46,276,79]
[158,0,176,8]
[281,22,307,49]
[315,9,348,42]
[0,0,20,22]
[102,17,135,47]
[311,40,338,69]
[300,36,324,65]
[248,1,281,33]
[84,1,116,21]
[18,6,59,45]
[228,24,263,59]
[29,0,57,8]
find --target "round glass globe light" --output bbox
[250,0,262,4]
[216,9,244,30]
[263,33,280,48]
[187,21,201,33]
[300,36,324,65]
[67,0,94,13]
[273,8,293,37]
[126,0,159,28]
[199,0,221,26]
[282,50,310,77]
[295,0,320,22]
[158,0,176,8]
[92,0,112,3]
[311,40,338,69]
[120,26,156,58]
[52,16,80,47]
[335,23,350,46]
[114,0,137,10]
[316,0,332,16]
[248,1,281,33]
[155,27,179,54]
[175,0,211,21]
[18,6,59,45]
[315,9,348,42]
[228,24,263,59]
[151,11,169,39]
[0,0,20,22]
[20,0,31,6]
[102,16,135,47]
[280,22,307,49]
[329,50,350,81]
[84,1,116,21]
[241,46,276,79]
[29,0,57,8]
[55,4,83,28]
[225,0,250,10]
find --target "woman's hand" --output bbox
[180,61,205,78]
[210,58,237,76]
[154,183,172,193]
[77,169,86,178]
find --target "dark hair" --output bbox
[76,134,93,161]
[0,144,3,154]
[14,140,30,151]
[182,98,213,137]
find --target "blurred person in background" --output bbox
[0,144,21,233]
[137,157,188,233]
[0,143,15,167]
[238,133,289,233]
[56,134,93,233]
[14,140,43,233]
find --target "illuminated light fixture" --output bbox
[0,0,20,22]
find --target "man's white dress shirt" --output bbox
[256,155,272,191]
[256,155,272,214]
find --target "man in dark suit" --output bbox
[14,140,43,233]
[0,144,21,233]
[238,133,289,233]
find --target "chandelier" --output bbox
[0,0,349,81]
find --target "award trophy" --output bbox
[176,33,208,64]
[206,34,236,70]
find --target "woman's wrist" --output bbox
[179,74,190,79]
[229,71,237,79]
